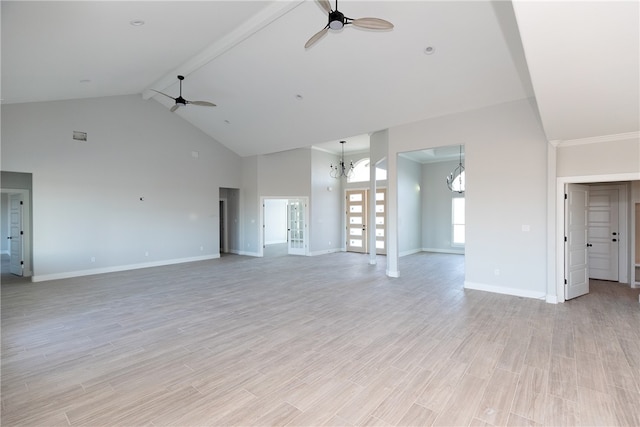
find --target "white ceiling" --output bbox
[2,1,638,157]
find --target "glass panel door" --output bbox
[346,190,367,253]
[287,199,306,255]
[375,189,387,255]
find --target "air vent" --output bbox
[73,131,87,142]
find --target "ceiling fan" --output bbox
[305,0,394,48]
[152,75,216,112]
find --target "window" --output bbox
[348,158,388,183]
[452,197,465,246]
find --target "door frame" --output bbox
[555,173,638,302]
[219,198,229,254]
[1,188,32,277]
[259,196,309,257]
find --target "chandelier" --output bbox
[330,140,354,179]
[446,145,465,193]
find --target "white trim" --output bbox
[32,254,220,283]
[464,281,546,300]
[219,197,229,254]
[551,131,639,147]
[309,248,342,256]
[234,250,261,257]
[399,248,422,257]
[421,248,465,255]
[546,295,558,304]
[386,268,399,278]
[1,250,9,255]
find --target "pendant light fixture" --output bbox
[446,145,465,193]
[330,140,354,179]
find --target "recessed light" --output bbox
[295,94,304,101]
[130,19,145,26]
[424,46,435,55]
[224,119,231,124]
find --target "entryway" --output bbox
[346,188,386,254]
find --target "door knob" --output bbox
[587,243,593,247]
[612,239,617,242]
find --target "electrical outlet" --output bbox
[90,257,96,263]
[494,268,500,276]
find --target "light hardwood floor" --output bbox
[2,252,639,426]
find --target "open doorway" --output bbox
[1,171,33,280]
[397,146,466,255]
[261,197,308,257]
[219,187,239,256]
[560,178,639,301]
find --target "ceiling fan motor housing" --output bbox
[329,10,345,29]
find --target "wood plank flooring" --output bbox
[2,252,639,426]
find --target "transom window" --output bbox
[347,158,388,183]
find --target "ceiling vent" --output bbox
[73,131,87,142]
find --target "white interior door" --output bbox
[9,194,24,276]
[287,199,306,255]
[588,188,619,281]
[565,184,590,300]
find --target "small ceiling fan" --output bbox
[305,0,394,48]
[152,75,216,112]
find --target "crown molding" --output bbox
[551,131,639,147]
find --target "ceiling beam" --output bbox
[142,0,305,100]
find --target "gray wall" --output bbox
[310,148,342,254]
[1,95,242,280]
[397,156,422,256]
[422,159,466,253]
[557,136,639,177]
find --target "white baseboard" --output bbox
[309,248,342,256]
[235,250,261,257]
[464,281,546,300]
[546,295,559,304]
[422,248,465,255]
[399,248,422,257]
[32,254,220,283]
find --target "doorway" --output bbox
[219,198,228,254]
[1,186,32,279]
[561,180,635,301]
[261,197,309,257]
[346,188,387,254]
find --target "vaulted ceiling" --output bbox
[2,1,638,157]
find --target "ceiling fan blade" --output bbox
[351,17,394,30]
[318,0,331,13]
[170,104,180,112]
[305,27,329,48]
[151,89,176,101]
[189,101,216,107]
